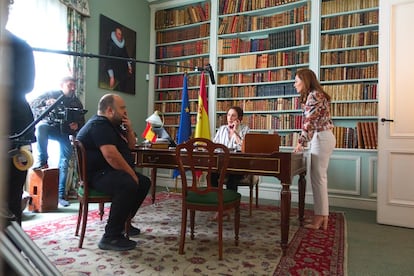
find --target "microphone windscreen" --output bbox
[206,64,216,85]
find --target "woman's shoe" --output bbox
[304,215,328,230]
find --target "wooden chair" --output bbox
[237,175,259,217]
[71,138,129,248]
[175,138,241,260]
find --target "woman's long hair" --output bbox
[296,68,331,104]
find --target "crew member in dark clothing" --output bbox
[3,0,36,225]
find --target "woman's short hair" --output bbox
[228,106,243,120]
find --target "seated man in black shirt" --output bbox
[76,93,150,251]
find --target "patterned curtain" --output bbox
[66,7,88,102]
[59,0,90,17]
[60,1,89,193]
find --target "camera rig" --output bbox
[8,94,86,170]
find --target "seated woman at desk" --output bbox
[210,106,250,220]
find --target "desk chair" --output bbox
[72,138,130,248]
[175,138,241,260]
[237,175,259,217]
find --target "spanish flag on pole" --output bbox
[141,122,157,142]
[194,71,211,140]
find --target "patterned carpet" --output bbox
[23,192,346,275]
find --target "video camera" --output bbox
[49,106,87,124]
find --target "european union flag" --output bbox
[173,74,191,178]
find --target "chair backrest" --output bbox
[71,137,89,198]
[175,138,230,198]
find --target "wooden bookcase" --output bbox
[320,0,379,149]
[216,0,311,147]
[152,0,211,139]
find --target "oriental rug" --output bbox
[23,192,347,275]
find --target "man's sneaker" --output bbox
[98,236,137,251]
[123,225,141,237]
[58,198,70,207]
[32,162,48,170]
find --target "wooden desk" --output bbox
[135,147,307,255]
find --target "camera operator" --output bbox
[30,76,85,207]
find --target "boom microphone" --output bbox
[32,47,217,85]
[206,63,216,85]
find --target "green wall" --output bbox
[84,0,151,135]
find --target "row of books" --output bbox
[218,5,309,34]
[218,38,274,54]
[217,68,298,84]
[216,97,300,112]
[320,64,378,81]
[154,2,210,30]
[321,48,378,66]
[154,101,199,113]
[156,89,200,101]
[323,83,378,101]
[218,36,310,57]
[217,83,297,98]
[155,57,209,74]
[269,27,310,49]
[321,11,379,31]
[331,102,377,117]
[162,115,198,128]
[280,132,300,147]
[219,0,299,15]
[156,40,209,59]
[217,86,257,98]
[218,51,309,70]
[321,0,378,15]
[155,74,208,89]
[321,31,379,50]
[216,113,303,130]
[333,122,378,149]
[156,23,210,44]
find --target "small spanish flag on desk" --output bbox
[141,122,157,142]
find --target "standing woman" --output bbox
[293,68,336,230]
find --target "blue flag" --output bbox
[173,74,191,178]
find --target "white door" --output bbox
[377,0,414,228]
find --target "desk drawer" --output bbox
[137,151,176,169]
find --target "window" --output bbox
[7,0,69,101]
[7,0,69,167]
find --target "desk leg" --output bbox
[298,173,306,226]
[280,183,291,256]
[151,168,157,204]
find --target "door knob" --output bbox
[380,118,394,123]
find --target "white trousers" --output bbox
[309,130,336,216]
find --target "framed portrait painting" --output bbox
[98,14,136,94]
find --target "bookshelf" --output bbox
[216,0,311,147]
[320,0,379,149]
[152,0,211,140]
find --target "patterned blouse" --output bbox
[213,124,250,151]
[298,90,334,146]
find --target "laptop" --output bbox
[241,133,280,153]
